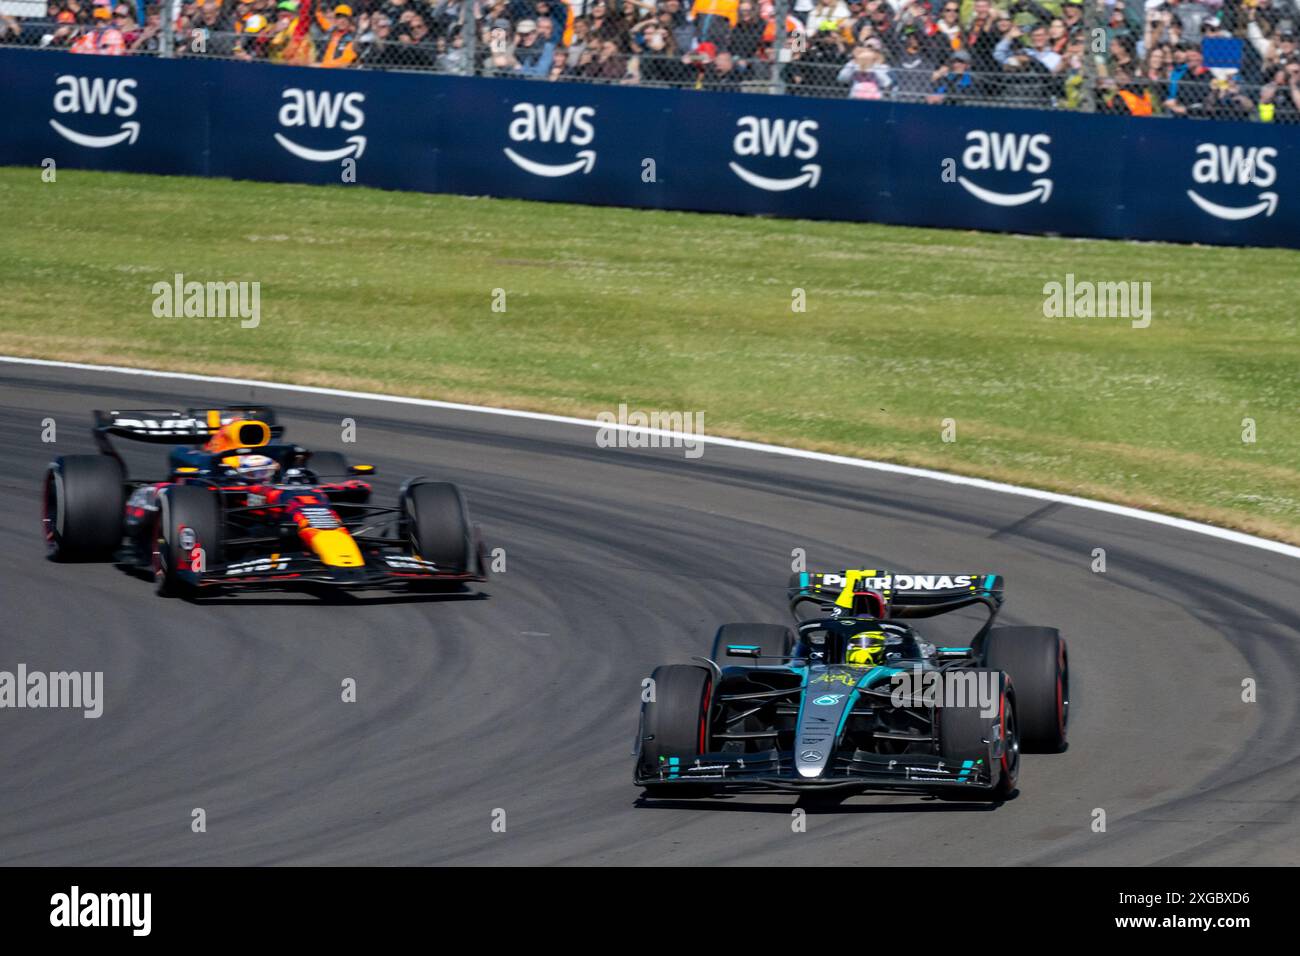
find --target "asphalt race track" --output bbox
[2,361,1297,866]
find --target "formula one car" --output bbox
[42,406,486,596]
[634,569,1068,800]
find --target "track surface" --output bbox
[1,363,1297,866]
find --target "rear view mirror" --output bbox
[725,644,761,658]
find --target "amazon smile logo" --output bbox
[729,115,821,191]
[956,130,1053,207]
[504,103,597,177]
[275,88,367,163]
[1187,143,1279,221]
[50,74,139,149]
[504,104,595,178]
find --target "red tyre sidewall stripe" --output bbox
[698,676,712,755]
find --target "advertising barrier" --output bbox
[2,48,1296,248]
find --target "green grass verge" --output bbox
[1,166,1297,542]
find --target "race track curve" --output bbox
[1,361,1297,865]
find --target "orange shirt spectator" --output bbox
[320,3,359,68]
[71,5,127,54]
[693,0,739,26]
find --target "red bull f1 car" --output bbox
[42,406,486,597]
[634,569,1068,800]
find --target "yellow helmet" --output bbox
[846,630,887,666]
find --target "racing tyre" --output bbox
[43,455,125,561]
[308,451,350,479]
[638,664,715,797]
[711,622,795,664]
[401,481,473,573]
[153,484,223,598]
[937,669,1018,801]
[982,626,1068,753]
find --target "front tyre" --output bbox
[43,455,125,561]
[637,664,715,797]
[937,669,1018,801]
[400,481,474,574]
[153,485,223,598]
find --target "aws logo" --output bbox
[1187,144,1278,220]
[957,130,1053,206]
[504,103,596,177]
[50,75,139,149]
[275,88,366,162]
[729,116,820,191]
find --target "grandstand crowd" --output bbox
[3,0,1298,117]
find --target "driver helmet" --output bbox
[222,453,280,483]
[846,629,887,666]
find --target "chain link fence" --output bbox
[3,0,1299,120]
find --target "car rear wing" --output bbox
[93,407,283,447]
[788,570,1004,621]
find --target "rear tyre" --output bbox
[638,664,715,797]
[937,669,1018,801]
[43,455,125,561]
[401,481,473,573]
[710,622,795,664]
[153,485,223,598]
[982,626,1068,753]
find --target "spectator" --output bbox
[435,25,467,69]
[266,1,318,63]
[321,3,361,66]
[694,0,738,45]
[784,22,847,92]
[70,2,125,53]
[240,13,281,57]
[631,17,681,81]
[398,11,438,66]
[928,46,975,101]
[894,24,937,100]
[965,0,1001,73]
[994,21,1063,72]
[1165,40,1211,113]
[547,44,570,77]
[1258,63,1300,121]
[657,0,694,53]
[703,46,746,87]
[126,7,163,52]
[578,37,627,78]
[838,38,892,96]
[513,17,557,75]
[730,1,764,59]
[806,0,849,39]
[934,0,964,54]
[361,12,408,65]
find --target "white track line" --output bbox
[5,354,1298,560]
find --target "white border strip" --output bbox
[5,354,1298,560]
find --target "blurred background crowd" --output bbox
[3,0,1298,117]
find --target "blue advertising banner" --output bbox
[2,48,1296,249]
